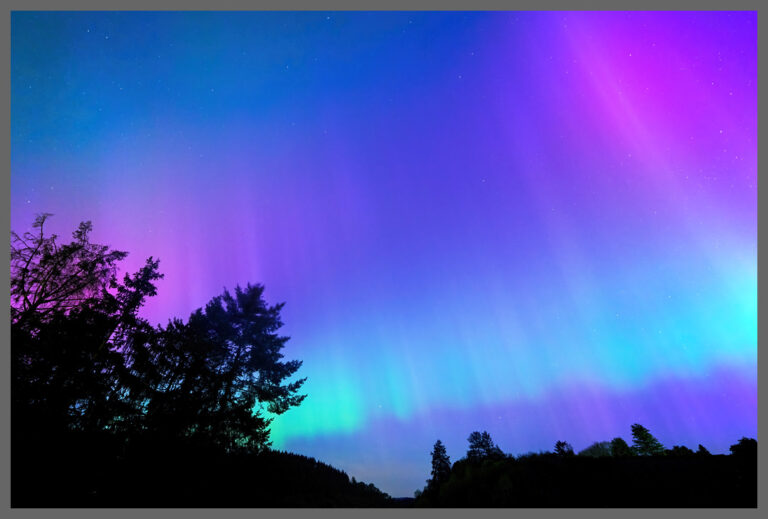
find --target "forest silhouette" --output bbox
[10,215,756,507]
[415,430,756,507]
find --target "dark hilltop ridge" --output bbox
[13,425,757,507]
[14,434,392,507]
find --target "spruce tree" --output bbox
[427,439,451,491]
[630,424,666,456]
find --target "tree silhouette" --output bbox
[729,437,757,458]
[414,428,756,507]
[630,424,665,456]
[427,439,451,491]
[11,215,305,454]
[554,441,574,457]
[467,431,504,461]
[145,284,307,452]
[577,441,612,457]
[11,214,163,437]
[665,445,695,457]
[696,444,711,456]
[11,214,131,327]
[610,437,634,457]
[415,432,757,507]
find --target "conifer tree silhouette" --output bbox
[630,424,666,456]
[427,439,452,490]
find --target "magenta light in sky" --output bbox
[11,11,756,496]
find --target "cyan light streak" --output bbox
[12,11,756,496]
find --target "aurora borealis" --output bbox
[11,11,757,496]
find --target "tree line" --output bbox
[11,214,755,507]
[417,426,757,506]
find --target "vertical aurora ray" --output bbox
[12,11,756,496]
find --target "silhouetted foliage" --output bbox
[11,215,759,508]
[467,431,504,462]
[11,214,162,440]
[11,215,391,507]
[515,450,551,460]
[554,440,574,457]
[414,429,757,507]
[727,437,757,497]
[427,439,451,491]
[666,445,695,457]
[11,214,131,327]
[610,437,634,458]
[729,437,757,458]
[696,444,712,456]
[577,441,612,458]
[12,215,305,454]
[630,424,666,456]
[144,284,307,452]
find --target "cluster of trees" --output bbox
[12,214,756,508]
[417,426,757,507]
[12,214,306,454]
[553,423,702,459]
[11,215,389,506]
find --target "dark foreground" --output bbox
[14,433,756,507]
[10,217,757,508]
[13,431,391,507]
[414,452,757,508]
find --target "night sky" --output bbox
[11,11,756,496]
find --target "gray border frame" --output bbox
[2,2,764,518]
